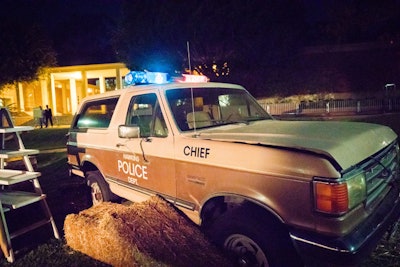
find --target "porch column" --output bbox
[69,78,78,114]
[99,76,105,94]
[81,70,87,100]
[18,82,24,111]
[50,74,57,115]
[40,78,48,108]
[62,81,68,114]
[116,68,121,89]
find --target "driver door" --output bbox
[113,93,176,201]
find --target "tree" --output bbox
[0,2,56,88]
[112,0,306,96]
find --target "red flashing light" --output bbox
[179,74,209,83]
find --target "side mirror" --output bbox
[118,125,140,139]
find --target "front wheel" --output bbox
[205,206,303,267]
[86,170,111,206]
[224,233,269,267]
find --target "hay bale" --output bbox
[64,196,230,267]
[64,202,140,266]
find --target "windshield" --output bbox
[165,87,272,131]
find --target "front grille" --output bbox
[363,142,399,208]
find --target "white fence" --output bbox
[259,98,400,116]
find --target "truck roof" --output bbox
[79,82,246,102]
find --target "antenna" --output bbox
[187,41,192,74]
[187,41,197,131]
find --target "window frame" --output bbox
[126,93,168,138]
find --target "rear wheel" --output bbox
[205,205,303,267]
[86,170,111,205]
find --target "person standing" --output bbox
[41,106,47,128]
[45,105,53,127]
[35,106,44,128]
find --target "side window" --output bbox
[75,97,119,129]
[126,94,168,138]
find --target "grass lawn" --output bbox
[21,127,70,151]
[0,114,399,266]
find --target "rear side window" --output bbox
[74,97,119,129]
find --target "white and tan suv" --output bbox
[67,72,400,267]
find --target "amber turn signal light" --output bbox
[315,182,348,214]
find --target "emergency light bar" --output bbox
[124,71,169,85]
[124,71,209,86]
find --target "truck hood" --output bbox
[197,120,397,171]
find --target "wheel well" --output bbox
[201,196,284,229]
[82,161,99,174]
[81,162,102,187]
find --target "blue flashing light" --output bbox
[124,71,169,86]
[146,72,168,84]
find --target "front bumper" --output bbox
[290,184,400,266]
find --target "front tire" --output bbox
[205,205,303,267]
[224,233,269,267]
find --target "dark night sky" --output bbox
[37,0,123,65]
[0,1,305,65]
[1,0,400,67]
[1,0,400,96]
[1,0,123,66]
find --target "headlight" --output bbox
[313,172,366,215]
[346,173,367,208]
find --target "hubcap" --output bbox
[224,234,269,267]
[90,182,103,205]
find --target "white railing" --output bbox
[259,98,400,116]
